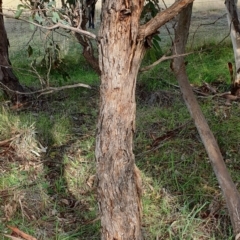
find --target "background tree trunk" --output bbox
[225,0,240,85]
[95,1,145,239]
[172,3,240,238]
[0,0,25,103]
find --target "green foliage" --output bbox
[186,41,234,84]
[2,14,238,239]
[141,0,159,23]
[27,45,33,57]
[28,16,35,30]
[34,12,44,24]
[31,40,71,86]
[152,34,162,53]
[140,41,234,93]
[15,4,26,19]
[141,0,162,61]
[48,1,56,8]
[52,12,60,23]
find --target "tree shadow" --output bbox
[42,139,100,239]
[0,89,100,239]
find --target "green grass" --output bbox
[140,40,234,92]
[0,26,239,239]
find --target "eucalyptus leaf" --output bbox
[15,9,23,19]
[29,16,35,31]
[35,13,44,24]
[153,35,161,42]
[152,38,162,54]
[48,1,56,7]
[59,20,70,26]
[27,45,33,57]
[52,12,60,23]
[17,4,25,9]
[149,49,157,62]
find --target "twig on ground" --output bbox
[136,120,192,158]
[151,120,192,147]
[0,135,21,147]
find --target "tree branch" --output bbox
[171,3,240,237]
[139,52,192,72]
[0,13,97,40]
[0,81,92,97]
[138,0,194,40]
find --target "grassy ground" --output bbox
[0,29,239,240]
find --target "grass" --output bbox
[0,19,239,239]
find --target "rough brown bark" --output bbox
[95,0,195,239]
[138,0,194,40]
[96,1,145,239]
[0,0,25,103]
[75,32,100,75]
[65,0,100,75]
[172,3,240,238]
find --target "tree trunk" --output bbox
[95,0,194,239]
[0,0,25,103]
[95,1,145,239]
[75,32,100,75]
[172,3,240,238]
[225,0,240,85]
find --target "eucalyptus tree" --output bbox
[225,0,240,94]
[0,0,25,103]
[95,0,193,238]
[3,0,194,238]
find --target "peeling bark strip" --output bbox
[225,0,240,83]
[95,0,194,239]
[172,3,240,238]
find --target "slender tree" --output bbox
[0,0,25,103]
[58,0,100,74]
[225,0,240,91]
[172,3,240,238]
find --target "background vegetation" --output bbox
[0,7,239,240]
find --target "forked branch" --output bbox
[138,0,194,40]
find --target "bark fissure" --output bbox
[96,4,145,234]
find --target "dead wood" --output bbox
[172,3,240,238]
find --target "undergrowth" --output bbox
[0,23,238,240]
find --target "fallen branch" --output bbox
[151,120,191,147]
[0,135,20,147]
[3,234,23,240]
[7,225,37,240]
